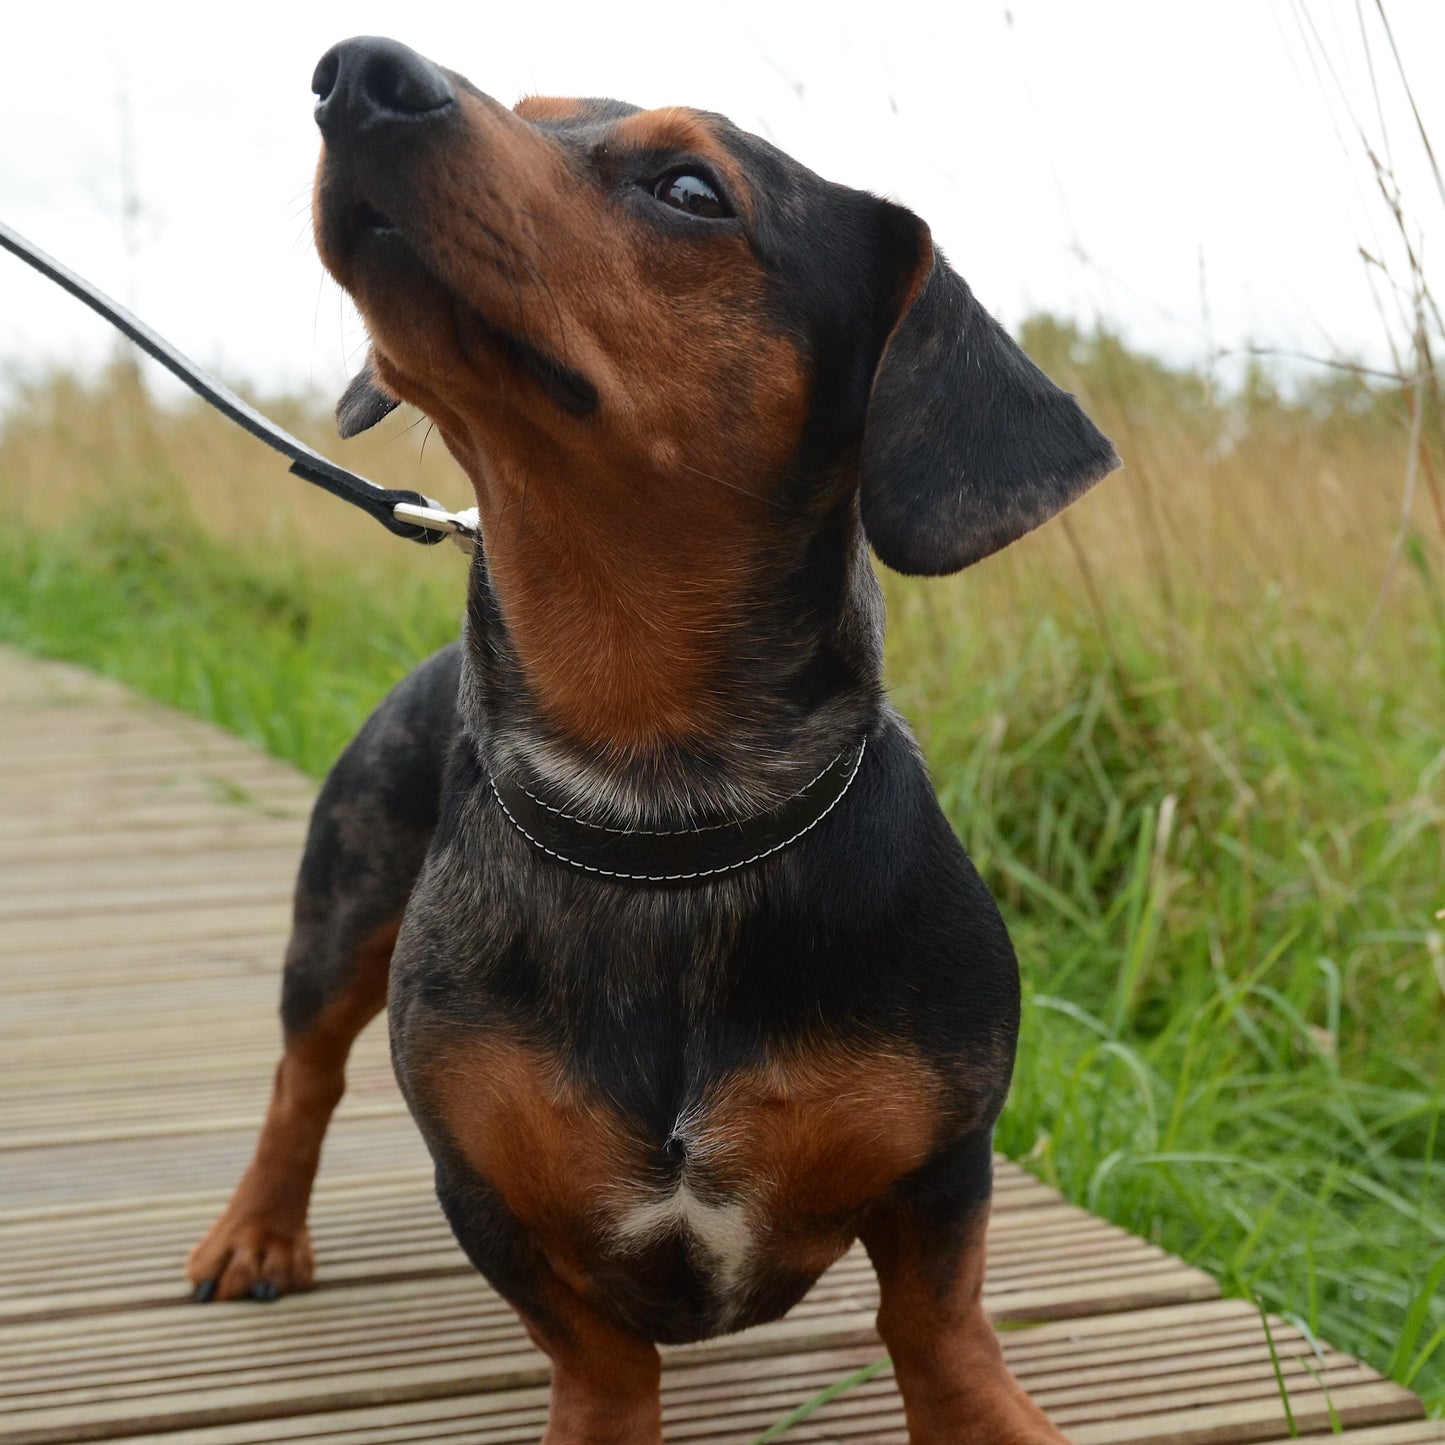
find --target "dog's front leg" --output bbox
[188,649,455,1301]
[862,1135,1068,1445]
[516,1285,663,1445]
[186,914,397,1300]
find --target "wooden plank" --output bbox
[0,779,313,823]
[0,1173,1221,1438]
[1,976,292,1031]
[0,802,311,846]
[0,1052,400,1139]
[0,744,310,791]
[1,849,307,893]
[20,1303,1427,1445]
[0,1114,435,1210]
[0,878,297,926]
[0,751,304,787]
[1259,1429,1445,1444]
[0,901,297,952]
[0,822,307,869]
[0,1168,1212,1325]
[1,648,1435,1445]
[0,727,270,762]
[0,941,292,990]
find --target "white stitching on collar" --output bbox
[488,738,868,882]
[511,749,851,837]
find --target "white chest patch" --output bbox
[612,1182,755,1302]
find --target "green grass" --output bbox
[2,359,1442,1419]
[0,480,465,777]
[886,571,1445,1410]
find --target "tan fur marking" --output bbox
[519,1288,663,1445]
[609,107,754,217]
[433,1038,665,1445]
[513,95,587,123]
[431,1035,645,1277]
[688,1044,943,1268]
[863,1203,1070,1444]
[433,1034,945,1287]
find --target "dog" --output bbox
[187,35,1119,1444]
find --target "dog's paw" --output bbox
[187,1206,316,1303]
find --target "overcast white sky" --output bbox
[2,0,1442,402]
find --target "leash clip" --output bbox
[0,219,477,551]
[392,502,481,554]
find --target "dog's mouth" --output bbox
[335,196,406,260]
[326,187,599,419]
[349,198,401,240]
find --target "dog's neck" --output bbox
[457,481,886,830]
[470,473,759,752]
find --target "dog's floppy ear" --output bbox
[336,353,401,438]
[859,207,1120,576]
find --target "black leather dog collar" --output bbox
[489,739,867,884]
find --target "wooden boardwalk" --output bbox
[1,645,1439,1445]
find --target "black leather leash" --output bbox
[0,219,476,547]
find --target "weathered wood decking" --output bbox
[1,645,1440,1445]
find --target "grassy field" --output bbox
[2,339,1443,1414]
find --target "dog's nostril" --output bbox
[365,51,453,115]
[311,50,341,104]
[312,38,454,134]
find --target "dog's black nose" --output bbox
[312,37,454,139]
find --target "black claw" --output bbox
[250,1281,280,1302]
[192,1280,217,1304]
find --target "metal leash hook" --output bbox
[0,218,474,550]
[393,502,481,554]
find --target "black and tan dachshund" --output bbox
[188,36,1119,1444]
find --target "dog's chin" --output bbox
[318,192,433,292]
[319,194,599,420]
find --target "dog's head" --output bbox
[312,35,1117,580]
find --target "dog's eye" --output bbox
[653,172,731,219]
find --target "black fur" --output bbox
[335,353,400,438]
[860,232,1120,576]
[300,679,1021,1344]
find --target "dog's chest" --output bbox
[425,1032,941,1325]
